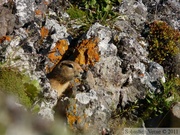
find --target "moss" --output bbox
[0,68,41,109]
[143,21,180,77]
[66,6,86,20]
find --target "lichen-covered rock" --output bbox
[45,18,70,44]
[86,23,117,56]
[0,4,70,121]
[64,23,127,132]
[15,0,35,26]
[46,39,69,73]
[74,37,100,66]
[66,21,165,133]
[1,0,179,134]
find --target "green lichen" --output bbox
[0,68,41,109]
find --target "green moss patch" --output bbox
[0,68,41,108]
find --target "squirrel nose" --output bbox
[80,70,84,75]
[79,70,84,78]
[74,70,84,78]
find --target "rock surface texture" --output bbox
[0,0,180,135]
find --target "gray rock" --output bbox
[45,18,70,44]
[86,23,117,56]
[119,0,148,31]
[148,62,165,83]
[15,0,35,26]
[75,90,98,105]
[0,0,8,5]
[174,53,180,77]
[5,37,30,71]
[2,25,58,122]
[143,0,180,29]
[38,102,55,121]
[171,102,180,127]
[0,6,15,37]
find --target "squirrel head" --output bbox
[50,60,83,83]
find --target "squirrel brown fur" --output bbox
[47,60,83,97]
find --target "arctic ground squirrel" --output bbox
[47,60,83,97]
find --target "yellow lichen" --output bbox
[0,36,11,43]
[40,26,49,38]
[66,101,88,130]
[46,39,69,73]
[67,104,80,128]
[35,9,42,15]
[74,37,100,66]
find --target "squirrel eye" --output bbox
[65,63,74,68]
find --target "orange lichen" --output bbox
[43,1,49,5]
[67,113,81,127]
[46,39,69,73]
[74,78,81,83]
[5,36,11,41]
[35,9,42,15]
[0,36,11,43]
[74,37,100,66]
[66,103,88,130]
[40,26,49,38]
[67,104,79,127]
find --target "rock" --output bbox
[0,0,7,5]
[171,102,180,127]
[86,23,117,56]
[15,0,35,26]
[148,62,165,83]
[64,20,166,132]
[45,18,70,44]
[0,6,15,37]
[119,0,148,31]
[38,102,55,121]
[75,90,98,105]
[5,37,30,70]
[142,0,180,30]
[174,53,180,77]
[34,0,48,20]
[117,36,164,93]
[64,23,128,132]
[84,70,95,89]
[0,0,179,134]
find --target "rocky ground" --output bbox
[0,0,180,135]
